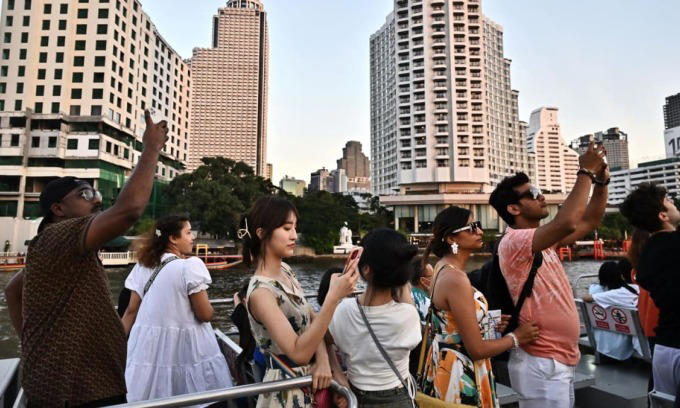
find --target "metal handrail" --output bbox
[572,273,599,297]
[107,377,357,408]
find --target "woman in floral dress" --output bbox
[241,196,358,408]
[420,206,540,408]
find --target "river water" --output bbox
[0,257,605,359]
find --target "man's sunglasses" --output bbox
[516,186,543,201]
[77,188,102,202]
[451,220,483,235]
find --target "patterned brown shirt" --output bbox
[22,215,127,407]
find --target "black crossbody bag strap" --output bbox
[507,251,543,332]
[355,297,410,392]
[143,255,179,295]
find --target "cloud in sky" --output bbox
[143,0,680,182]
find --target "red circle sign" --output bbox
[611,308,628,324]
[591,304,606,321]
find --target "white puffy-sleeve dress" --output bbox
[125,253,233,402]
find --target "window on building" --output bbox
[40,36,48,46]
[1,50,9,60]
[7,0,14,10]
[17,66,24,77]
[24,0,31,10]
[16,83,23,93]
[98,8,108,18]
[57,36,65,46]
[69,105,80,115]
[39,52,48,63]
[67,139,78,149]
[0,83,5,93]
[4,33,11,43]
[5,16,12,27]
[55,52,63,63]
[60,3,67,13]
[58,19,66,30]
[93,72,104,82]
[73,56,84,66]
[92,88,103,99]
[37,69,45,79]
[0,66,6,77]
[34,102,42,113]
[51,102,59,113]
[71,88,81,99]
[22,16,29,26]
[88,138,99,150]
[52,85,60,96]
[35,85,44,96]
[20,33,28,43]
[31,136,39,147]
[77,8,87,18]
[72,72,83,82]
[105,140,111,152]
[97,24,107,34]
[10,134,19,146]
[95,40,106,50]
[18,49,26,60]
[43,3,51,13]
[42,20,50,30]
[90,105,102,115]
[75,40,85,50]
[94,56,105,66]
[14,100,22,111]
[76,24,86,34]
[48,136,57,147]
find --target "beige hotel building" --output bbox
[371,0,548,233]
[0,0,190,250]
[189,0,269,176]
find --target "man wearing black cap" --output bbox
[4,111,168,407]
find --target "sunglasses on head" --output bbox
[517,185,543,201]
[450,220,483,235]
[77,188,102,202]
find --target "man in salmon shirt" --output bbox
[489,142,608,408]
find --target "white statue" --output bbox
[339,222,353,246]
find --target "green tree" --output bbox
[585,211,633,240]
[166,157,277,238]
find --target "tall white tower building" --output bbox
[370,0,532,195]
[527,107,578,193]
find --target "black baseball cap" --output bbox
[39,176,91,222]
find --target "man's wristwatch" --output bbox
[577,168,597,182]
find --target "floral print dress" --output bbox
[420,264,500,408]
[247,263,314,408]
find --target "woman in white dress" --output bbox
[121,214,232,401]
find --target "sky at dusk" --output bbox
[141,0,680,182]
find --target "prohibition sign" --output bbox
[591,304,606,321]
[611,308,628,324]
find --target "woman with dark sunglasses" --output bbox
[419,206,540,408]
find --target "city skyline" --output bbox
[138,0,679,182]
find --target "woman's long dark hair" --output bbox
[359,228,418,302]
[598,260,637,295]
[422,206,471,264]
[136,214,190,268]
[239,196,299,268]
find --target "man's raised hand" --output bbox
[143,109,169,152]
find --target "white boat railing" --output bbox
[107,377,357,408]
[99,251,137,266]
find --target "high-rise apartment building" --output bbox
[370,0,532,196]
[483,18,531,185]
[370,12,397,195]
[309,167,331,192]
[664,92,680,130]
[570,127,629,170]
[337,141,370,193]
[279,175,305,197]
[0,0,190,226]
[189,0,269,176]
[527,107,578,193]
[664,92,680,159]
